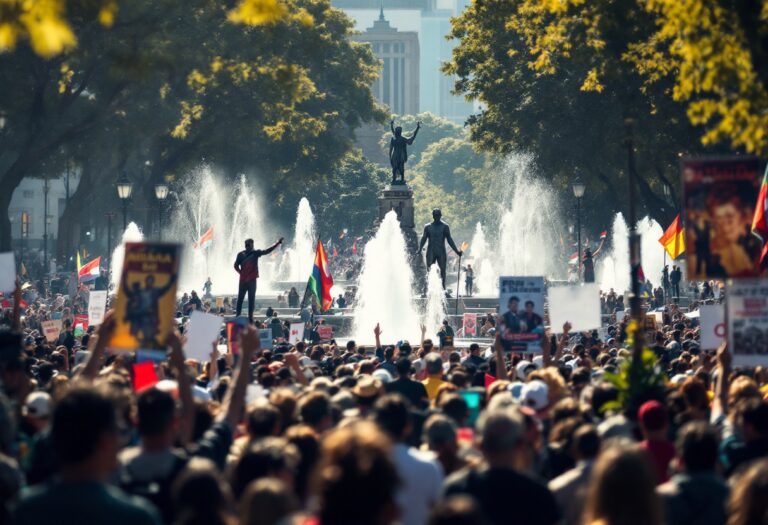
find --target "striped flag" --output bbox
[568,252,579,266]
[192,227,214,250]
[752,164,768,266]
[78,256,101,282]
[307,240,334,312]
[600,230,607,240]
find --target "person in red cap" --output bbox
[638,400,676,483]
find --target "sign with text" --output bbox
[41,320,62,343]
[549,283,602,333]
[700,304,726,350]
[87,290,108,326]
[289,323,305,345]
[498,276,545,353]
[109,242,180,351]
[727,279,768,366]
[259,329,274,350]
[317,325,333,341]
[463,313,477,337]
[682,157,762,280]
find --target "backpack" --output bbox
[118,450,188,524]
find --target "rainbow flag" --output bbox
[658,213,685,259]
[307,239,333,312]
[752,164,768,266]
[192,227,214,250]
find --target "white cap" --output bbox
[372,368,393,384]
[520,380,549,411]
[532,356,544,369]
[516,360,535,381]
[23,391,52,418]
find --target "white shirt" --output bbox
[392,443,444,525]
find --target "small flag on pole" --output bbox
[658,214,685,259]
[751,164,768,266]
[78,256,101,282]
[460,241,469,252]
[307,240,334,312]
[192,227,214,250]
[600,231,607,240]
[568,252,578,266]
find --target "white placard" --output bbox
[42,320,62,343]
[0,252,15,293]
[616,310,626,323]
[288,323,305,345]
[87,291,108,326]
[259,329,273,349]
[548,283,602,333]
[699,304,726,350]
[183,311,223,362]
[727,279,768,366]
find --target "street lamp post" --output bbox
[105,212,115,278]
[572,178,586,281]
[116,173,133,232]
[43,176,49,281]
[624,118,644,361]
[154,182,169,240]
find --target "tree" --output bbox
[0,0,384,252]
[444,0,726,231]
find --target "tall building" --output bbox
[352,7,420,116]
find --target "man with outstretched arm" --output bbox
[234,237,283,322]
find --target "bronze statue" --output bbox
[389,119,420,184]
[419,208,463,288]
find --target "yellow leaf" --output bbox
[98,2,118,28]
[227,0,287,26]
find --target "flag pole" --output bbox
[455,253,461,315]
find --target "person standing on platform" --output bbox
[234,237,283,322]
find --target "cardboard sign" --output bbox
[183,311,222,362]
[498,276,545,352]
[0,252,15,293]
[548,283,602,333]
[289,323,305,345]
[682,157,762,280]
[700,304,726,350]
[259,328,273,350]
[215,297,224,309]
[109,243,180,351]
[41,320,62,343]
[87,290,108,326]
[463,313,477,337]
[727,279,768,366]
[227,317,249,355]
[317,325,333,341]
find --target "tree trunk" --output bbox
[56,161,96,258]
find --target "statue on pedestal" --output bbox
[389,119,420,185]
[419,209,463,288]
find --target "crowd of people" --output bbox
[1,270,768,525]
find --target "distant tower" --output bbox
[352,3,420,115]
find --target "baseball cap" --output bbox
[520,380,549,411]
[638,400,667,431]
[22,391,52,418]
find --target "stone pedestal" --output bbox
[378,183,426,293]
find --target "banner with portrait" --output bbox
[498,276,545,353]
[109,243,180,351]
[682,157,762,280]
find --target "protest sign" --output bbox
[616,310,626,323]
[215,297,224,309]
[227,317,249,355]
[88,290,108,326]
[317,325,333,341]
[682,157,762,280]
[727,279,768,366]
[463,313,477,337]
[74,314,88,336]
[132,362,159,392]
[0,252,15,293]
[41,320,62,343]
[109,242,180,351]
[259,329,274,350]
[183,311,222,361]
[289,323,305,345]
[700,304,726,350]
[498,276,545,353]
[548,283,601,333]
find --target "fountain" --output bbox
[111,222,144,289]
[277,197,316,284]
[423,264,447,340]
[469,222,496,295]
[167,166,276,294]
[598,212,667,293]
[353,210,421,343]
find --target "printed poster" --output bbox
[727,279,768,366]
[700,304,726,350]
[227,317,249,355]
[289,323,305,345]
[682,157,762,280]
[41,320,62,343]
[498,276,545,353]
[259,329,274,350]
[109,243,180,351]
[317,325,333,341]
[87,290,108,326]
[463,313,477,337]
